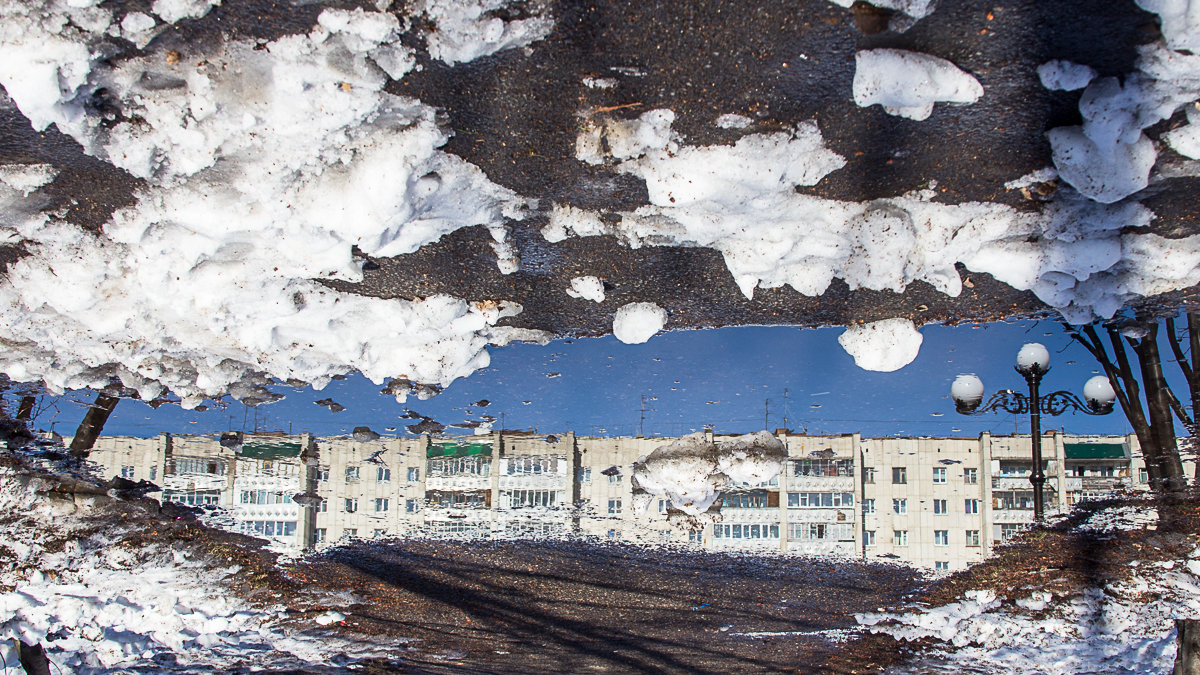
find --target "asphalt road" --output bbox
[3,0,1199,337]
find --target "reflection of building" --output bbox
[86,430,1184,571]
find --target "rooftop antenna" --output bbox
[764,398,771,431]
[639,394,655,437]
[782,388,790,430]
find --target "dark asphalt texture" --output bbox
[2,0,1199,338]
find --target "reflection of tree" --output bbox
[68,393,118,458]
[1064,314,1198,493]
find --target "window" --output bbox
[428,457,490,477]
[787,492,854,508]
[658,499,667,513]
[238,520,297,538]
[578,466,592,482]
[377,466,391,482]
[787,523,852,541]
[508,489,558,508]
[608,473,623,484]
[862,498,875,515]
[344,498,358,513]
[407,467,420,481]
[892,467,907,484]
[429,491,487,508]
[716,523,781,539]
[689,530,704,544]
[893,498,907,515]
[240,490,287,505]
[506,456,559,475]
[932,467,946,484]
[933,499,947,515]
[345,466,360,482]
[608,499,622,514]
[722,491,771,508]
[406,499,418,513]
[792,459,854,477]
[120,466,135,478]
[863,467,876,484]
[863,529,876,546]
[375,498,389,512]
[343,528,357,538]
[317,498,327,513]
[149,466,157,481]
[935,561,950,572]
[373,528,387,538]
[963,468,978,484]
[965,529,981,547]
[965,499,980,515]
[1139,468,1149,483]
[934,530,949,546]
[315,528,326,543]
[893,530,908,546]
[318,468,329,482]
[999,523,1027,542]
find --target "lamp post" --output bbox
[950,343,1117,521]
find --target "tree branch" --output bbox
[1167,316,1194,383]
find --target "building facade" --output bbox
[86,429,1180,571]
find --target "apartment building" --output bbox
[85,429,1178,571]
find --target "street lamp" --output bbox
[950,343,1117,521]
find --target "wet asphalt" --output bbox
[3,0,1200,336]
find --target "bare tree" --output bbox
[1064,318,1191,493]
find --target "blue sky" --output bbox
[27,319,1151,440]
[28,317,1152,439]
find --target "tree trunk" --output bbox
[68,394,119,458]
[1190,313,1200,482]
[1176,619,1200,675]
[1134,328,1187,493]
[17,641,52,675]
[15,395,35,421]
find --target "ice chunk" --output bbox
[543,204,611,242]
[612,302,666,344]
[151,0,221,23]
[631,431,785,516]
[1165,103,1200,159]
[0,163,57,196]
[837,319,924,372]
[825,0,938,20]
[1037,60,1097,91]
[716,113,753,129]
[565,276,605,303]
[1004,167,1058,190]
[1135,0,1200,53]
[576,109,679,164]
[417,0,554,65]
[1047,126,1156,204]
[853,49,983,121]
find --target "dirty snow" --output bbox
[631,431,786,516]
[612,302,666,344]
[417,0,553,65]
[542,203,610,242]
[566,275,606,303]
[576,108,679,165]
[1136,0,1200,53]
[716,113,753,129]
[837,319,924,372]
[1079,505,1159,534]
[0,464,402,672]
[1037,60,1098,91]
[1165,102,1200,159]
[825,0,937,21]
[0,4,538,405]
[1003,167,1059,190]
[861,542,1200,674]
[852,49,983,121]
[150,0,221,24]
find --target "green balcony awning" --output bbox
[428,441,492,458]
[1065,443,1126,460]
[240,441,302,459]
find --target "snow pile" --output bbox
[861,551,1200,674]
[837,319,924,372]
[0,466,399,671]
[631,431,786,516]
[1003,167,1058,191]
[557,109,1200,326]
[0,4,537,405]
[852,49,983,121]
[565,275,606,302]
[1047,43,1200,203]
[1079,505,1159,534]
[1037,60,1098,91]
[576,108,679,165]
[417,0,553,65]
[612,302,666,344]
[151,0,221,24]
[1165,102,1200,159]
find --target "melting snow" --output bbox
[852,49,983,121]
[566,275,606,303]
[1037,60,1098,91]
[612,302,666,344]
[837,319,924,372]
[631,431,786,516]
[417,0,553,65]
